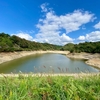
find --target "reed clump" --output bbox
[0,73,100,100]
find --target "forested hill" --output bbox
[0,33,62,52]
[0,32,100,53]
[63,42,100,53]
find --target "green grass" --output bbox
[0,74,100,100]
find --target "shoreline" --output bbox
[0,51,100,70]
[0,51,69,64]
[67,52,100,69]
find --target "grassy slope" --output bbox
[0,74,100,100]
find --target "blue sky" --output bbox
[0,0,100,45]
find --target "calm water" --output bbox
[0,53,99,73]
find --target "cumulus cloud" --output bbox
[86,31,100,41]
[94,22,100,29]
[78,31,100,42]
[12,4,96,45]
[78,36,86,41]
[34,3,95,45]
[12,32,33,41]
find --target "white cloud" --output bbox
[12,4,96,45]
[34,3,95,45]
[94,22,100,29]
[78,31,100,42]
[40,3,48,12]
[78,36,86,41]
[12,32,33,41]
[60,34,73,41]
[60,10,94,33]
[35,30,73,45]
[86,31,100,41]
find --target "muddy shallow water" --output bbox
[0,53,99,73]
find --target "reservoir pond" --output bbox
[0,53,99,73]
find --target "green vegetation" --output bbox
[1,32,100,53]
[0,33,61,52]
[1,32,100,100]
[0,74,100,100]
[63,42,100,53]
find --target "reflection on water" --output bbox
[0,53,99,73]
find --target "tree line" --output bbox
[62,42,100,53]
[0,33,61,52]
[0,32,100,53]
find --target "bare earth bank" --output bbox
[0,51,69,64]
[67,52,100,69]
[0,51,100,70]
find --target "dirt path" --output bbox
[0,73,99,77]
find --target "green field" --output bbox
[0,74,100,100]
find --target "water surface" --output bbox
[0,53,99,73]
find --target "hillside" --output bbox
[0,33,62,52]
[63,42,100,53]
[1,32,100,53]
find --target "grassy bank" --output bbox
[0,74,100,100]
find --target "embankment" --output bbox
[67,52,100,69]
[0,51,69,64]
[0,51,100,70]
